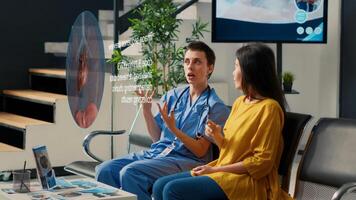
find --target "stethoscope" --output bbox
[169,86,211,147]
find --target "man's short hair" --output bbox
[185,41,215,66]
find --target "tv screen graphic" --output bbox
[212,0,328,43]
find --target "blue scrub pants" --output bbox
[95,151,200,200]
[152,171,228,200]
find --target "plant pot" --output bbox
[283,83,293,92]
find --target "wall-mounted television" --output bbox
[212,0,328,43]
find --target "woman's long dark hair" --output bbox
[236,43,287,113]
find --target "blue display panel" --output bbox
[212,0,328,43]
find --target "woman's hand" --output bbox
[157,102,177,132]
[192,165,217,176]
[205,119,224,147]
[135,89,154,111]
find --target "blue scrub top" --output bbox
[144,86,230,164]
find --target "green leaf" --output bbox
[127,0,209,95]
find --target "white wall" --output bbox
[191,2,244,105]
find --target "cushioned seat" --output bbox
[64,130,152,178]
[279,112,312,190]
[65,161,99,178]
[295,118,356,200]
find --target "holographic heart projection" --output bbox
[66,11,105,128]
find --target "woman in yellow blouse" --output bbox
[152,43,293,200]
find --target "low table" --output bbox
[0,177,136,200]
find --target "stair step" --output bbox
[3,90,66,105]
[2,90,66,123]
[99,21,132,40]
[99,21,114,39]
[44,40,141,58]
[29,68,66,95]
[44,42,69,57]
[98,5,139,22]
[29,68,66,79]
[0,142,23,152]
[176,3,197,20]
[44,40,116,58]
[0,112,50,150]
[99,22,133,40]
[0,112,50,130]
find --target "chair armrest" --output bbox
[332,182,356,200]
[83,130,126,162]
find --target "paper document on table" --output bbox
[0,178,136,200]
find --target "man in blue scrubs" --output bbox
[95,41,230,200]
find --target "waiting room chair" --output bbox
[294,118,356,200]
[279,112,312,191]
[65,109,313,192]
[64,130,152,178]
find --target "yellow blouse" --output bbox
[204,96,293,200]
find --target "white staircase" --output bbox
[0,69,113,171]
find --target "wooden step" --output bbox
[0,142,23,152]
[44,40,118,58]
[0,112,50,130]
[29,68,66,95]
[44,41,141,58]
[3,89,66,105]
[29,68,66,79]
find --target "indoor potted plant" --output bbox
[111,0,209,97]
[282,71,295,92]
